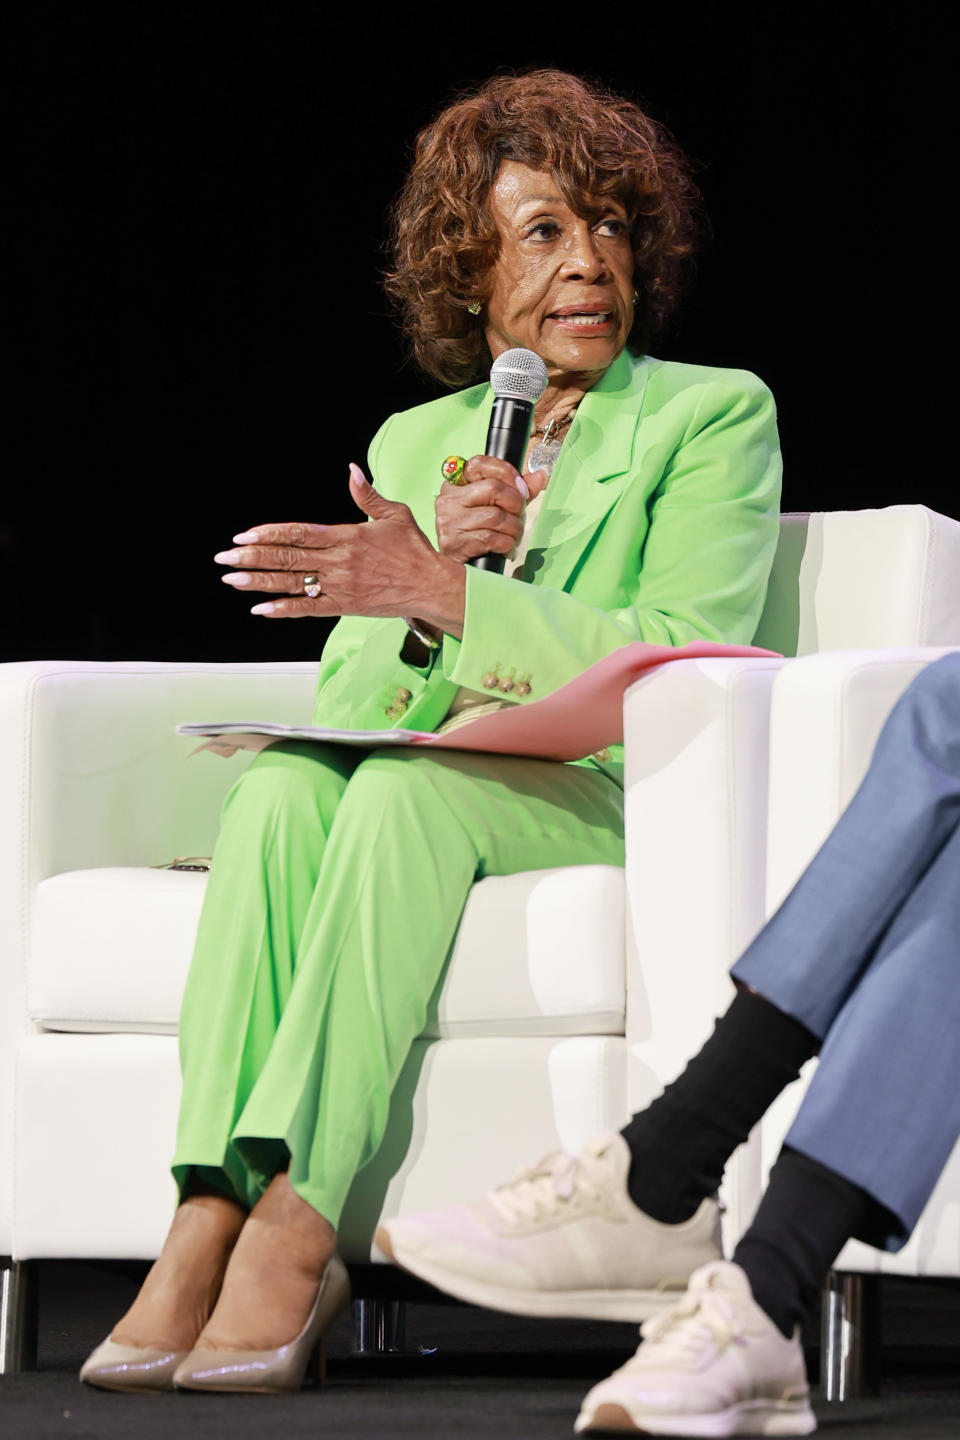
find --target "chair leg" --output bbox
[820,1271,881,1401]
[0,1259,38,1374]
[351,1298,408,1355]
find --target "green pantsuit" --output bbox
[173,741,625,1226]
[172,351,782,1227]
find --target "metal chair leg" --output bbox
[820,1271,881,1401]
[0,1259,38,1374]
[351,1297,408,1355]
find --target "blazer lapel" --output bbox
[525,352,651,591]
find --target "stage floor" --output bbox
[2,1261,960,1438]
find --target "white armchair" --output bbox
[2,504,959,1389]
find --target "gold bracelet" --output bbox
[403,616,441,651]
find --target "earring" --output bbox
[632,290,640,306]
[467,300,482,316]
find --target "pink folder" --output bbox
[180,641,780,764]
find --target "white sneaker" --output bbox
[575,1261,816,1436]
[375,1133,722,1322]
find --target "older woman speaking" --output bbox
[81,69,781,1394]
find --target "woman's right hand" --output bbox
[435,456,547,564]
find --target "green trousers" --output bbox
[172,741,625,1227]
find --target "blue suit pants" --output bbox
[732,654,960,1249]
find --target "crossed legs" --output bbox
[87,741,624,1385]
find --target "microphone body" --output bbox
[471,396,536,573]
[485,395,535,471]
[469,348,549,574]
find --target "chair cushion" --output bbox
[28,864,625,1038]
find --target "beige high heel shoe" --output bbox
[172,1252,351,1393]
[80,1338,188,1392]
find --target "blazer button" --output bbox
[592,748,612,763]
[395,687,412,712]
[498,677,515,693]
[482,672,500,690]
[514,681,531,696]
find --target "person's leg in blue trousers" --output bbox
[611,653,960,1344]
[569,655,960,1438]
[732,652,960,1241]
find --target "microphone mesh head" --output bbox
[490,348,549,402]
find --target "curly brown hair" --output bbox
[385,69,701,389]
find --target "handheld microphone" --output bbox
[469,347,549,573]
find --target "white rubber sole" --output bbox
[575,1395,817,1436]
[375,1226,688,1322]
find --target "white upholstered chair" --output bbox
[2,504,959,1391]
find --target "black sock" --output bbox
[734,1147,870,1336]
[620,988,818,1222]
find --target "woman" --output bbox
[80,68,781,1394]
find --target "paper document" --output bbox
[178,640,780,763]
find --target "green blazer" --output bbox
[311,350,782,786]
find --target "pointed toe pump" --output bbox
[172,1251,351,1394]
[80,1337,188,1392]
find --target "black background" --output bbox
[4,6,950,663]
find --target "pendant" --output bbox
[528,439,563,475]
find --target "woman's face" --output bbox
[482,160,635,390]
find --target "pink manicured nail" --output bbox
[349,461,368,487]
[233,530,260,544]
[251,603,276,615]
[221,573,252,587]
[214,549,241,564]
[516,477,530,500]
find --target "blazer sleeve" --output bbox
[440,376,781,702]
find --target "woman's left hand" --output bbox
[215,464,466,633]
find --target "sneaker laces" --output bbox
[487,1144,611,1225]
[629,1289,745,1368]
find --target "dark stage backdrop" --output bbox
[4,7,949,663]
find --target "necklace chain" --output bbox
[532,408,577,442]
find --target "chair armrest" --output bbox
[0,659,317,1252]
[765,647,960,912]
[0,660,318,882]
[622,655,784,1242]
[622,656,785,1105]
